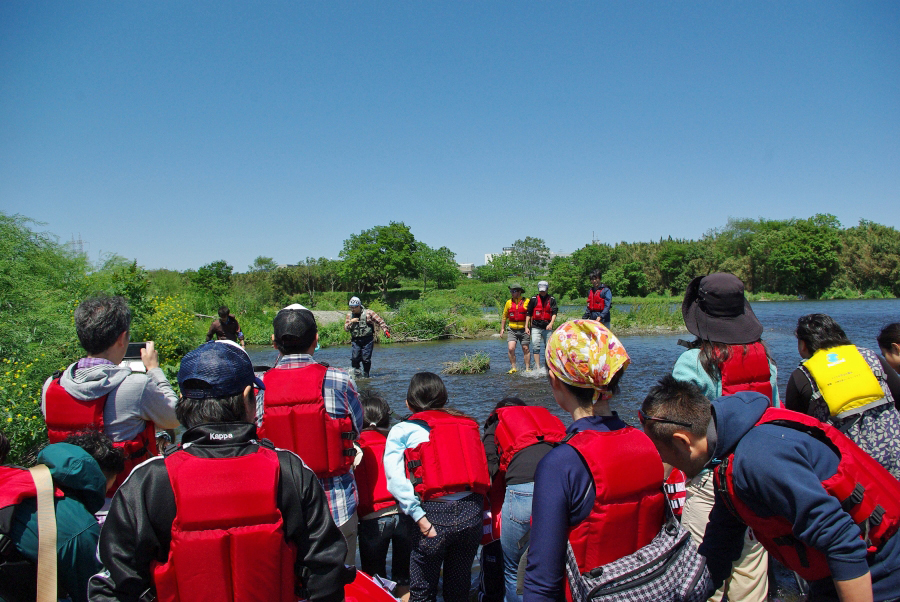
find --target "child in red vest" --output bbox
[384,372,491,602]
[355,390,412,597]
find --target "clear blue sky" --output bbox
[2,2,898,270]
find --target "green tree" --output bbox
[339,222,417,296]
[839,220,900,297]
[603,262,648,296]
[249,256,278,272]
[475,253,519,283]
[547,256,582,299]
[416,244,460,293]
[509,237,550,279]
[190,260,233,300]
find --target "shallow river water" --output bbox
[248,299,900,429]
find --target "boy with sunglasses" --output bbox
[640,374,900,602]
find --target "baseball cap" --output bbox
[538,281,549,292]
[349,297,362,307]
[273,306,317,344]
[178,341,265,399]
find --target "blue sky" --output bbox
[2,2,898,270]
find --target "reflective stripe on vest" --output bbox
[531,295,554,323]
[404,411,491,501]
[493,406,566,473]
[714,407,900,581]
[44,379,157,496]
[355,430,396,517]
[565,428,666,573]
[507,300,527,323]
[349,309,374,339]
[802,345,888,418]
[260,364,356,478]
[720,342,774,403]
[587,289,606,312]
[152,446,298,602]
[664,469,687,517]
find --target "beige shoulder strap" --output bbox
[29,464,57,602]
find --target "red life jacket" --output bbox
[664,469,687,517]
[718,342,773,402]
[507,299,528,323]
[345,570,399,602]
[493,406,566,473]
[152,445,298,602]
[566,427,666,572]
[587,289,606,312]
[355,430,396,517]
[531,295,554,323]
[44,378,157,495]
[714,407,900,581]
[404,411,491,501]
[260,363,356,479]
[0,466,65,553]
[481,476,506,545]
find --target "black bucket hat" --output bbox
[681,273,763,345]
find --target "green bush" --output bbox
[443,352,490,375]
[0,357,49,463]
[134,296,196,365]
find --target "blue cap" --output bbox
[178,341,265,399]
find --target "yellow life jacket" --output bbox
[802,345,886,418]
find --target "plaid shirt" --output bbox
[256,354,363,526]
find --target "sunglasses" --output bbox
[637,409,693,429]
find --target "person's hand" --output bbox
[417,516,437,538]
[350,317,360,323]
[141,341,160,371]
[500,328,505,336]
[525,328,531,336]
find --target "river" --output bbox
[248,298,900,428]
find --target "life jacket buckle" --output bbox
[841,483,865,512]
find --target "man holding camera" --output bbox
[40,295,180,493]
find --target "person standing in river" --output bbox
[500,284,531,374]
[206,305,245,347]
[345,296,391,379]
[582,270,611,328]
[525,280,558,371]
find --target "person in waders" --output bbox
[345,297,391,379]
[500,285,531,374]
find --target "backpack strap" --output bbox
[29,465,57,602]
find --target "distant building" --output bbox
[457,263,475,278]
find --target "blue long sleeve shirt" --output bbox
[523,414,628,602]
[702,392,900,600]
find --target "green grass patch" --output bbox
[442,352,490,375]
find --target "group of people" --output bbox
[500,274,611,374]
[2,271,900,602]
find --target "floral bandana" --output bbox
[545,320,630,402]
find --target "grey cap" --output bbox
[349,296,362,307]
[538,281,549,291]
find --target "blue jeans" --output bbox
[358,512,413,585]
[500,483,534,602]
[529,327,552,366]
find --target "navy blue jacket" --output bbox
[523,414,628,602]
[702,392,900,600]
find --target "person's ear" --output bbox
[671,431,693,454]
[117,330,129,348]
[405,400,413,413]
[242,384,256,423]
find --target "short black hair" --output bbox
[176,385,249,429]
[590,269,602,281]
[74,295,132,354]
[63,430,126,478]
[877,323,900,352]
[0,430,9,464]
[359,389,392,429]
[795,314,851,354]
[640,374,711,441]
[218,306,230,319]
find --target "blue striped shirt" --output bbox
[256,354,363,526]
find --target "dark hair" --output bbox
[406,372,449,413]
[0,430,9,464]
[360,389,391,430]
[590,269,602,281]
[693,339,773,382]
[795,314,851,354]
[63,430,126,478]
[641,374,711,440]
[877,323,900,352]
[176,383,249,428]
[484,397,526,429]
[74,295,132,354]
[218,306,230,320]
